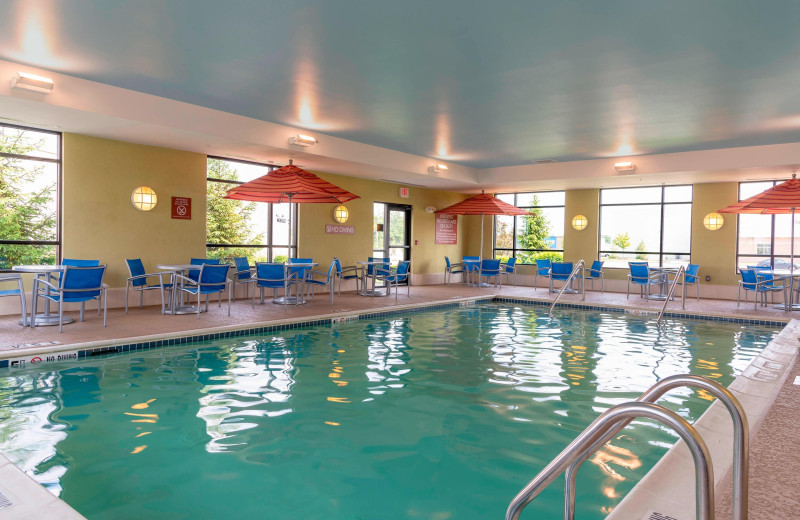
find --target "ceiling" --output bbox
[3,0,800,172]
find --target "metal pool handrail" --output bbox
[506,374,750,520]
[505,401,715,520]
[549,260,586,316]
[656,264,686,325]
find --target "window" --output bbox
[493,191,565,264]
[736,181,798,270]
[206,157,296,262]
[599,186,692,268]
[0,123,60,268]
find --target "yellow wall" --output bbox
[690,182,739,285]
[564,189,599,264]
[298,172,469,276]
[62,134,207,286]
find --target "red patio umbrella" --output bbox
[435,190,528,260]
[224,159,360,256]
[718,173,800,271]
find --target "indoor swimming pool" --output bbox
[0,304,780,519]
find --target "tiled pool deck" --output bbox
[0,283,797,518]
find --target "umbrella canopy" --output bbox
[436,191,528,260]
[224,160,360,258]
[718,173,800,271]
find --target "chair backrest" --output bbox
[445,256,452,268]
[750,265,774,284]
[590,260,603,277]
[333,258,343,274]
[551,261,573,279]
[481,259,501,272]
[326,260,337,278]
[233,257,251,280]
[395,260,410,280]
[125,258,147,287]
[505,258,517,272]
[255,262,289,288]
[367,257,389,275]
[189,258,220,281]
[536,259,551,275]
[289,257,313,278]
[198,264,230,291]
[61,265,106,300]
[686,263,700,283]
[629,263,650,281]
[63,258,100,267]
[0,272,22,293]
[629,261,648,267]
[463,255,480,271]
[740,268,758,290]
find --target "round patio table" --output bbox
[648,266,680,301]
[155,263,205,315]
[758,270,800,311]
[273,262,318,304]
[12,265,74,326]
[357,261,390,296]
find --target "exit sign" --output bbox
[399,187,409,198]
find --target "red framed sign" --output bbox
[172,197,191,220]
[435,214,457,244]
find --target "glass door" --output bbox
[373,202,411,264]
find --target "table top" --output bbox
[288,262,318,267]
[155,263,197,271]
[357,261,390,265]
[12,265,66,273]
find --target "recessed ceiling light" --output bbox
[12,71,54,93]
[288,134,317,146]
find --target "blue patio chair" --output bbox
[739,268,784,309]
[750,266,784,304]
[175,263,232,319]
[677,263,701,301]
[253,262,300,307]
[549,261,574,293]
[583,260,604,293]
[31,265,108,332]
[333,258,363,295]
[478,259,502,287]
[462,256,480,285]
[444,256,464,285]
[0,271,27,326]
[501,258,517,286]
[367,257,390,277]
[380,260,411,298]
[55,258,100,285]
[627,262,660,299]
[124,258,171,314]
[232,257,256,300]
[534,259,551,289]
[305,260,338,304]
[188,258,220,283]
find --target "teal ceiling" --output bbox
[2,0,800,168]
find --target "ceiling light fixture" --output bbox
[288,134,317,146]
[428,164,448,173]
[614,161,636,171]
[12,71,54,93]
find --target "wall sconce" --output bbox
[131,186,157,211]
[13,71,54,93]
[333,205,349,223]
[428,164,448,173]
[703,212,724,230]
[288,134,317,146]
[571,214,588,230]
[425,206,437,213]
[614,161,635,171]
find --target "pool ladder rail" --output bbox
[505,374,749,520]
[656,264,687,325]
[549,260,586,316]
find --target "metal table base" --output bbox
[20,315,74,327]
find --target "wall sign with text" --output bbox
[325,224,355,234]
[435,214,457,244]
[172,197,192,220]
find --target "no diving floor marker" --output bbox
[0,490,13,509]
[643,511,679,520]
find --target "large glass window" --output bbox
[599,186,692,268]
[493,191,565,264]
[206,157,296,262]
[736,181,799,271]
[0,123,60,268]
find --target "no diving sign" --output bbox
[172,197,192,220]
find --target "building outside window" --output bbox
[599,186,692,268]
[206,157,296,262]
[0,123,60,268]
[493,191,565,264]
[737,180,799,271]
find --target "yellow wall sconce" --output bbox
[571,214,588,230]
[131,186,157,211]
[703,212,724,231]
[333,205,349,223]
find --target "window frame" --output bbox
[598,185,693,268]
[206,156,297,260]
[0,122,62,264]
[492,191,565,264]
[735,180,792,271]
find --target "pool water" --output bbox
[0,304,779,519]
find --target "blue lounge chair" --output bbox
[333,258,363,294]
[124,258,171,314]
[549,262,574,293]
[233,257,256,300]
[0,271,27,326]
[478,259,502,287]
[534,259,551,289]
[305,260,337,304]
[253,262,300,307]
[627,262,660,299]
[380,260,411,298]
[501,258,517,286]
[175,263,232,319]
[444,256,464,285]
[31,265,108,332]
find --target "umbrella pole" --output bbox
[792,207,796,274]
[480,213,484,261]
[288,193,294,258]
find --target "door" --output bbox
[373,202,411,264]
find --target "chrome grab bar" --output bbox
[656,264,686,325]
[549,260,586,316]
[506,374,749,520]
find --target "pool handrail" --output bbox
[505,400,714,520]
[548,259,585,316]
[506,374,749,520]
[656,264,686,325]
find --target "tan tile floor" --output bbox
[0,283,797,517]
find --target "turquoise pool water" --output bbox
[0,304,779,519]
